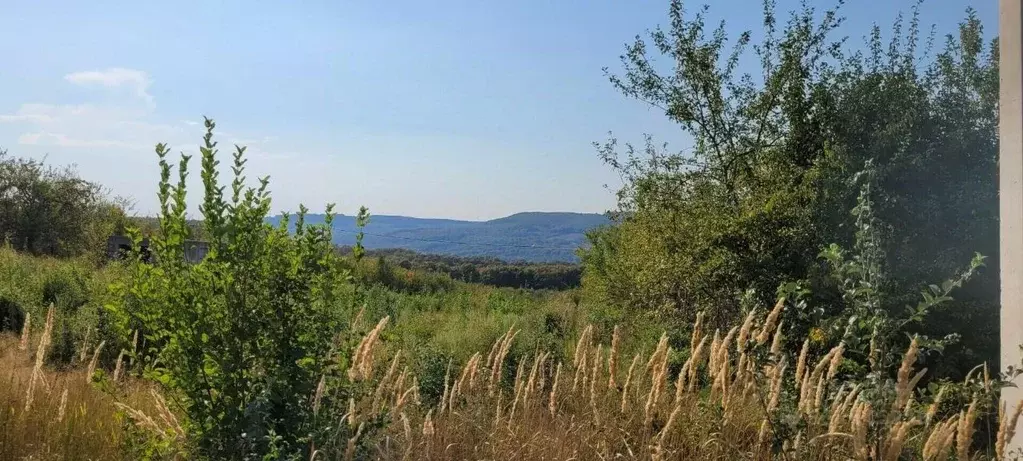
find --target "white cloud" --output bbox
[18,131,139,149]
[64,68,153,105]
[0,68,294,215]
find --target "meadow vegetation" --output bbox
[0,0,1016,459]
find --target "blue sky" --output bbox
[0,0,995,220]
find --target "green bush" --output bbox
[110,119,372,460]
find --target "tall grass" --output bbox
[0,330,178,460]
[350,304,1023,460]
[4,289,1022,460]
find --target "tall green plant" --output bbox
[113,118,368,459]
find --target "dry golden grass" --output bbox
[0,330,182,460]
[5,301,1023,460]
[348,307,1023,461]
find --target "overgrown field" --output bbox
[0,0,1014,459]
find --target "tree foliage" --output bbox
[0,150,127,259]
[582,0,998,377]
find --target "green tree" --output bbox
[0,150,126,259]
[583,1,998,376]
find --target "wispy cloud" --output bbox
[64,68,154,105]
[0,68,187,150]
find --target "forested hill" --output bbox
[265,211,610,263]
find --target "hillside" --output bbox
[266,211,610,262]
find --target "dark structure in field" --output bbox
[106,235,210,264]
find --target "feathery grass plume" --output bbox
[349,316,390,381]
[469,353,483,390]
[485,330,505,370]
[795,339,810,393]
[826,343,844,381]
[439,359,452,414]
[149,389,183,436]
[924,415,960,460]
[573,325,594,369]
[799,349,828,416]
[393,366,409,405]
[621,353,640,413]
[769,320,784,356]
[851,400,872,460]
[56,386,68,422]
[112,349,126,382]
[536,351,550,391]
[18,311,30,350]
[812,373,828,418]
[718,326,739,369]
[884,419,921,461]
[737,310,757,349]
[647,333,669,372]
[768,358,787,414]
[343,422,365,461]
[588,344,603,395]
[674,358,691,404]
[589,345,603,417]
[456,352,481,394]
[78,325,92,363]
[352,305,366,331]
[691,312,704,352]
[708,329,722,378]
[313,375,326,416]
[86,340,106,384]
[399,411,412,440]
[608,325,621,389]
[735,351,749,391]
[892,336,921,417]
[573,343,588,392]
[957,398,979,461]
[25,304,55,412]
[115,402,170,440]
[508,358,526,424]
[757,298,785,345]
[549,362,562,416]
[828,384,850,433]
[645,340,670,426]
[394,381,418,414]
[926,385,947,428]
[687,335,710,393]
[490,328,519,393]
[642,361,666,425]
[997,399,1023,460]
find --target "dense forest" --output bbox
[348,247,583,290]
[0,2,1017,460]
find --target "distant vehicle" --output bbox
[106,235,210,264]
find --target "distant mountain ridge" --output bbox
[265,211,611,263]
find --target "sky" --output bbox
[0,0,996,221]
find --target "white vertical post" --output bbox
[1002,0,1023,450]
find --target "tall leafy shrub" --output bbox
[114,118,367,459]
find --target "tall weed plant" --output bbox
[111,118,372,460]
